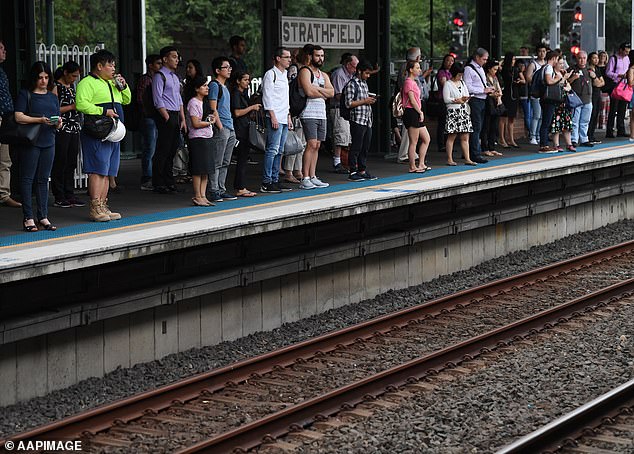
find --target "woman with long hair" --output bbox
[230,71,261,197]
[185,76,214,206]
[401,60,430,173]
[587,52,605,144]
[443,62,475,166]
[51,60,83,209]
[480,60,504,157]
[182,59,204,105]
[550,56,576,151]
[499,52,522,148]
[435,53,454,153]
[14,61,62,231]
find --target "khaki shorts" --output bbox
[332,107,351,146]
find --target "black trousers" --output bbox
[480,113,499,152]
[51,130,80,200]
[349,121,372,172]
[152,111,180,188]
[607,92,627,135]
[233,136,249,190]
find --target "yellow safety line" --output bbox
[0,145,630,252]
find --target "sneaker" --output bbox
[348,172,365,182]
[579,142,594,147]
[260,183,282,193]
[360,171,378,181]
[210,192,224,202]
[529,138,538,145]
[310,176,329,188]
[54,199,71,208]
[220,191,238,200]
[333,163,348,174]
[230,157,238,165]
[275,182,293,192]
[247,156,259,165]
[140,181,154,191]
[67,197,86,207]
[299,178,316,190]
[567,145,577,152]
[538,146,558,154]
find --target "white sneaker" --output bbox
[310,176,329,188]
[299,178,316,190]
[529,138,538,145]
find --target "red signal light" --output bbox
[574,7,582,21]
[452,18,464,27]
[571,45,581,55]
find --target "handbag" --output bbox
[487,95,507,116]
[283,128,304,156]
[543,83,564,103]
[611,78,633,102]
[0,91,44,146]
[247,111,266,151]
[82,79,116,140]
[566,90,584,109]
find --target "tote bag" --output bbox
[0,92,43,146]
[611,78,633,102]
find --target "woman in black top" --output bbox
[499,52,522,148]
[52,61,83,208]
[230,71,261,197]
[587,52,605,144]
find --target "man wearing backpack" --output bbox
[330,53,358,173]
[261,47,293,193]
[525,44,548,145]
[137,54,161,191]
[605,42,631,138]
[298,45,334,190]
[343,60,377,182]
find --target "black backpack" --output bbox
[529,64,546,99]
[289,66,313,117]
[339,78,359,121]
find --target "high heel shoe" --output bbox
[23,219,38,232]
[38,219,57,231]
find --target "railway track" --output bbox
[497,378,634,454]
[3,241,634,453]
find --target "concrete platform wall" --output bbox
[1,194,632,407]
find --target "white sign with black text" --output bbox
[281,16,364,49]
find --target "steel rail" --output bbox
[496,377,634,454]
[2,240,634,447]
[177,276,634,453]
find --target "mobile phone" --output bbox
[49,116,59,123]
[368,92,377,97]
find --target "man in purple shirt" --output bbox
[605,42,631,137]
[464,48,495,164]
[152,46,187,194]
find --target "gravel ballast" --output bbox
[2,220,634,438]
[295,298,634,453]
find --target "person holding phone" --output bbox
[442,62,475,166]
[14,61,62,231]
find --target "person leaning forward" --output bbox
[76,49,131,222]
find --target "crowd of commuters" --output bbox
[1,33,633,231]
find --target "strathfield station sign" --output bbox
[281,16,364,49]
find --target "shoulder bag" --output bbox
[83,79,116,140]
[0,91,44,146]
[566,90,584,109]
[248,109,266,152]
[611,78,633,102]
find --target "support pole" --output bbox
[476,0,501,58]
[549,0,561,50]
[262,0,282,74]
[45,0,54,45]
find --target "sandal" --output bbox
[192,197,211,207]
[447,162,457,166]
[23,219,38,232]
[491,150,504,156]
[284,175,301,184]
[237,190,257,197]
[37,219,57,231]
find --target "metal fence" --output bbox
[35,43,105,189]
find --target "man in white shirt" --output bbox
[464,47,494,164]
[261,47,292,193]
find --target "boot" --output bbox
[90,199,110,222]
[102,198,121,220]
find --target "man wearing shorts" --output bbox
[298,44,334,189]
[76,49,131,221]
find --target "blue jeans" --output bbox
[209,126,236,193]
[468,98,486,159]
[140,117,157,182]
[263,118,288,184]
[571,102,593,144]
[520,98,532,133]
[529,97,542,141]
[539,100,557,146]
[20,144,54,220]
